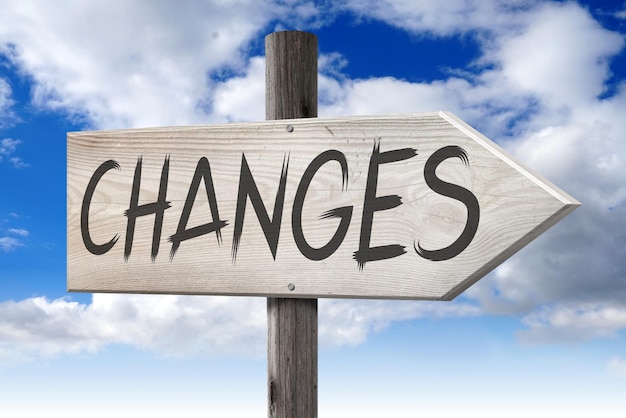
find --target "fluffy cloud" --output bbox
[0,138,27,167]
[516,303,626,344]
[339,0,537,36]
[491,3,623,109]
[464,3,626,319]
[0,295,480,360]
[0,1,280,129]
[0,137,19,159]
[0,77,15,127]
[319,299,481,346]
[0,226,29,252]
[7,228,28,237]
[210,56,266,122]
[0,295,266,360]
[0,237,23,252]
[321,1,626,342]
[607,355,626,378]
[0,1,341,129]
[1,0,625,357]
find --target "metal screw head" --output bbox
[287,283,295,291]
[286,124,294,133]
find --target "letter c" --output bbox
[81,160,120,255]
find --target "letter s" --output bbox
[415,146,479,261]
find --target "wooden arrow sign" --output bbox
[67,111,579,300]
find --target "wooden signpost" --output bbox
[67,112,579,299]
[67,31,579,417]
[265,31,317,418]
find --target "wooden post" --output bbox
[265,31,318,418]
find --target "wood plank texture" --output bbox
[267,297,317,418]
[265,30,318,418]
[67,111,580,300]
[265,30,317,121]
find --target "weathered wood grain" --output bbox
[265,30,318,418]
[67,111,579,300]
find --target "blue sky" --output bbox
[1,0,626,416]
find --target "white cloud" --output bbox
[9,157,28,168]
[319,299,481,346]
[0,77,15,127]
[0,227,29,251]
[0,236,23,252]
[607,356,626,378]
[7,228,28,237]
[333,1,624,130]
[321,76,466,116]
[0,295,480,361]
[0,138,26,168]
[315,2,626,337]
[0,138,19,158]
[0,1,340,129]
[0,295,266,359]
[490,2,623,109]
[516,303,626,344]
[1,0,625,352]
[340,0,537,36]
[207,53,478,122]
[326,1,626,320]
[210,56,266,122]
[466,89,626,315]
[0,1,279,129]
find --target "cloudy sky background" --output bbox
[1,0,626,415]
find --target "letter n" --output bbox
[232,154,289,262]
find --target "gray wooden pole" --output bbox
[265,31,318,418]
